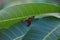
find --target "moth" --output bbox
[26,16,34,26]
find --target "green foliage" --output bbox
[0,16,60,40]
[0,0,60,40]
[0,3,60,29]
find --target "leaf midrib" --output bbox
[0,13,60,23]
[43,24,60,40]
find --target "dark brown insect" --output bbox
[26,16,34,26]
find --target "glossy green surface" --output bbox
[0,3,60,29]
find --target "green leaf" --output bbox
[0,3,60,29]
[0,16,60,40]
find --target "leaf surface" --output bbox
[0,16,60,40]
[0,3,60,29]
[22,16,60,40]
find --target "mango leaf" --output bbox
[0,16,60,40]
[0,3,60,29]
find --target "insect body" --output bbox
[26,16,34,26]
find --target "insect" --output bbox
[26,16,34,26]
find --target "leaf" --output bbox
[35,13,60,18]
[21,16,60,40]
[0,16,60,40]
[0,21,31,40]
[0,3,60,29]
